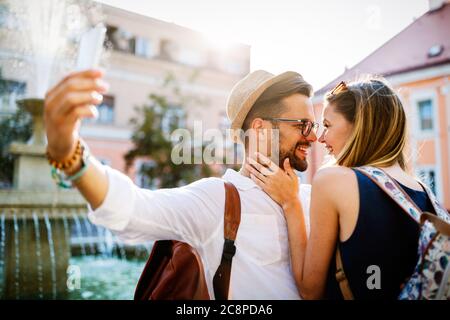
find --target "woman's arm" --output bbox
[281,199,308,295]
[297,170,340,298]
[245,156,308,295]
[247,153,341,299]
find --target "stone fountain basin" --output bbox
[17,98,44,117]
[0,190,87,217]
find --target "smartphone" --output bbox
[76,23,106,71]
[76,23,107,119]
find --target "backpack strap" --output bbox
[356,166,450,223]
[213,181,241,300]
[335,245,354,300]
[415,181,450,223]
[354,166,422,224]
[334,165,447,300]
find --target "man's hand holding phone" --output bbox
[44,70,108,163]
[44,70,110,209]
[43,25,111,209]
[45,23,107,164]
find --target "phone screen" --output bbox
[76,23,106,71]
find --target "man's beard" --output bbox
[279,141,310,172]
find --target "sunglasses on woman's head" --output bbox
[329,81,348,96]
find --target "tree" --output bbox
[124,72,218,189]
[0,107,32,188]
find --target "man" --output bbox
[44,69,318,299]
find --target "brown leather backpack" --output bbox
[134,181,241,300]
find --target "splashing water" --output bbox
[32,212,44,299]
[13,212,20,299]
[82,215,96,255]
[62,214,71,261]
[5,0,104,98]
[21,214,28,294]
[44,213,57,299]
[116,235,127,260]
[0,212,5,298]
[71,211,87,256]
[7,0,68,98]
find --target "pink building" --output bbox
[309,0,450,209]
[81,5,250,186]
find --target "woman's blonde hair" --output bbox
[324,76,408,170]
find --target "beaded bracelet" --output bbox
[50,155,90,189]
[46,139,83,170]
[47,139,91,189]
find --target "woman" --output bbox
[245,77,437,299]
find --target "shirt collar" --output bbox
[222,169,261,191]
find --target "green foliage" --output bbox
[0,107,32,187]
[124,72,216,188]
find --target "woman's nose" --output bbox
[318,131,325,143]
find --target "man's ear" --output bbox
[250,118,272,157]
[251,118,265,130]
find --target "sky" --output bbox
[96,0,429,90]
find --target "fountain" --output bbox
[0,0,151,300]
[9,98,57,191]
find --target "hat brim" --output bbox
[229,71,300,143]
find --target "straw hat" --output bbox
[226,70,300,143]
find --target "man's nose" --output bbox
[306,129,318,142]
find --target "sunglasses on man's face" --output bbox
[262,118,319,137]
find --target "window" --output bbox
[135,36,152,58]
[417,167,437,195]
[418,99,434,131]
[107,25,135,54]
[84,95,114,125]
[0,78,26,115]
[0,3,19,30]
[161,106,186,135]
[97,95,115,124]
[177,48,205,67]
[159,39,177,61]
[135,159,157,189]
[223,60,246,75]
[0,3,8,27]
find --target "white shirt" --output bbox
[88,166,311,300]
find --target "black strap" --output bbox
[213,182,241,300]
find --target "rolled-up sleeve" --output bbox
[88,165,225,246]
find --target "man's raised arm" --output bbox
[44,69,109,210]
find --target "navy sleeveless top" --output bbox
[324,169,436,300]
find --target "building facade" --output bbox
[308,0,450,209]
[0,2,250,187]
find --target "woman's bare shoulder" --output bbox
[313,166,355,184]
[312,166,359,214]
[312,166,357,196]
